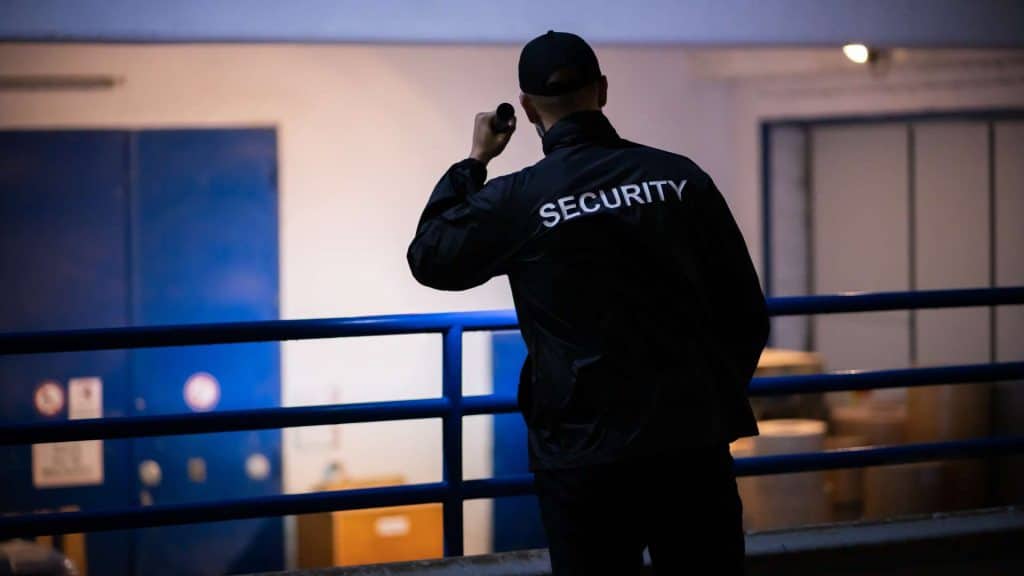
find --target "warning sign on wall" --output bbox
[33,377,104,488]
[33,380,64,417]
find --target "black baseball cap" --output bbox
[519,31,602,96]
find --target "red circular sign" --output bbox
[34,380,65,416]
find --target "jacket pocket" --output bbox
[525,334,578,425]
[561,354,613,426]
[516,354,536,425]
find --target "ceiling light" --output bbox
[843,44,872,64]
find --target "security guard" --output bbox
[408,31,768,576]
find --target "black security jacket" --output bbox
[408,110,768,470]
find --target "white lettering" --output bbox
[600,189,622,209]
[621,184,644,206]
[650,180,668,202]
[558,195,581,220]
[669,179,687,201]
[540,202,561,228]
[579,192,601,213]
[537,178,687,229]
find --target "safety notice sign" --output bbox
[32,377,104,488]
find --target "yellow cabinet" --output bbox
[297,476,443,568]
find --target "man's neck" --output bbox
[540,106,601,132]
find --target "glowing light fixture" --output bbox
[843,44,872,64]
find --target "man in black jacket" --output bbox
[408,31,768,575]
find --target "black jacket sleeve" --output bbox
[697,172,770,386]
[407,158,523,291]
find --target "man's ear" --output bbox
[597,76,608,108]
[520,93,541,125]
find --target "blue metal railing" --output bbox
[1,286,1023,553]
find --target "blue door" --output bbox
[491,332,547,552]
[0,129,282,575]
[0,131,135,575]
[130,130,282,576]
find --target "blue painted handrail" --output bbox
[767,286,1024,316]
[1,435,1020,541]
[3,362,1021,445]
[0,310,519,355]
[2,287,1021,356]
[1,286,1022,552]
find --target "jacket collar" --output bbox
[541,110,620,155]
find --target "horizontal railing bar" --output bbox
[2,287,1021,356]
[463,475,535,499]
[464,362,1024,416]
[733,435,1024,476]
[463,394,519,415]
[0,310,520,356]
[751,362,1024,396]
[0,482,449,540]
[767,286,1024,316]
[461,436,1024,498]
[3,436,1020,538]
[4,363,1021,445]
[0,398,451,446]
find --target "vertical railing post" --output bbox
[441,325,464,557]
